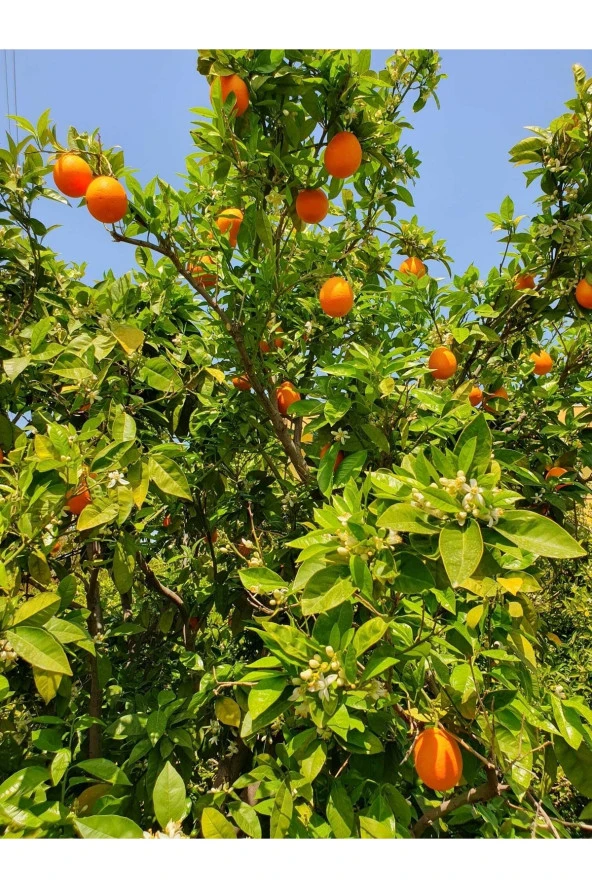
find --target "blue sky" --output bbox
[4,49,592,282]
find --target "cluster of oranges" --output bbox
[52,153,128,224]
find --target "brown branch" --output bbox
[136,552,193,650]
[412,779,509,837]
[111,220,310,483]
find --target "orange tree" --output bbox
[1,50,592,839]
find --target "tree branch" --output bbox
[411,778,509,837]
[136,552,193,649]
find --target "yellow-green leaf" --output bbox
[111,324,145,355]
[201,807,236,838]
[466,604,484,629]
[215,697,241,727]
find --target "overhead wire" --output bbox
[1,50,19,139]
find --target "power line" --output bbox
[2,50,12,137]
[12,50,18,126]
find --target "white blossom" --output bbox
[107,470,129,488]
[332,428,350,444]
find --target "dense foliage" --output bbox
[1,49,592,839]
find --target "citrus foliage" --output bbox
[1,50,592,839]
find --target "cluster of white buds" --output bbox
[0,637,17,663]
[411,471,504,528]
[291,646,352,704]
[365,679,389,701]
[410,488,447,520]
[247,554,263,568]
[143,821,188,839]
[268,587,288,609]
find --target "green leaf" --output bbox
[111,324,145,355]
[201,807,236,838]
[112,412,137,443]
[554,737,592,797]
[5,627,71,675]
[153,762,187,829]
[270,781,293,838]
[146,711,168,746]
[113,537,136,595]
[454,414,492,475]
[252,623,315,665]
[327,780,355,837]
[376,503,437,535]
[248,677,286,721]
[50,749,71,786]
[3,355,31,381]
[33,668,63,704]
[0,766,49,804]
[300,740,326,783]
[140,356,182,392]
[76,759,131,786]
[11,593,61,628]
[238,567,284,592]
[229,802,262,838]
[301,577,355,616]
[354,617,388,656]
[76,502,119,531]
[215,697,241,727]
[495,511,586,559]
[439,520,483,585]
[255,208,273,251]
[349,554,373,597]
[334,450,367,488]
[74,815,144,839]
[148,454,192,501]
[551,696,583,750]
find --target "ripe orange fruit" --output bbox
[273,329,284,349]
[319,277,354,318]
[515,273,536,291]
[52,153,94,198]
[232,375,251,391]
[469,386,483,407]
[320,443,344,473]
[188,255,217,288]
[85,177,128,224]
[413,726,463,792]
[399,256,426,278]
[323,132,362,179]
[295,189,329,224]
[276,381,301,416]
[206,530,218,545]
[210,74,249,117]
[50,539,63,556]
[216,208,243,248]
[530,350,553,376]
[259,340,272,354]
[428,347,457,380]
[163,514,172,528]
[65,482,92,516]
[575,278,592,309]
[545,467,568,489]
